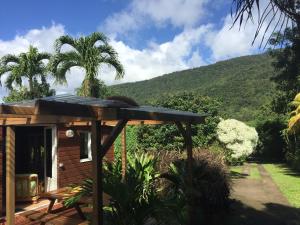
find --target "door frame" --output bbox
[44,126,58,192]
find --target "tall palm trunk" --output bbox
[28,76,34,93]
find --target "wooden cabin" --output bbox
[0,94,206,225]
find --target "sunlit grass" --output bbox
[230,166,242,173]
[249,165,261,180]
[263,163,300,208]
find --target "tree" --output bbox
[0,45,52,99]
[232,0,300,46]
[75,78,112,99]
[137,92,221,151]
[3,82,55,103]
[268,27,300,114]
[50,32,124,97]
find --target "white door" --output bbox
[44,126,58,191]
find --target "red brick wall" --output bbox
[0,128,3,215]
[57,125,114,188]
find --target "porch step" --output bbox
[41,214,86,225]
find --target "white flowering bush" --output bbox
[217,119,258,162]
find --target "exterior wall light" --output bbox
[65,129,75,138]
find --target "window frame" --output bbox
[79,131,92,163]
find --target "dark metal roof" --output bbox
[5,94,134,108]
[2,94,207,123]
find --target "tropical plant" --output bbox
[0,45,52,99]
[160,149,231,225]
[65,153,167,225]
[217,119,259,163]
[232,0,300,46]
[49,32,124,97]
[288,93,300,133]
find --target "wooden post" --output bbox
[6,126,15,225]
[121,126,126,181]
[91,119,127,225]
[185,122,195,225]
[91,121,102,225]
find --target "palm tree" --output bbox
[0,45,51,95]
[50,32,124,97]
[232,0,300,46]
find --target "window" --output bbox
[79,131,92,162]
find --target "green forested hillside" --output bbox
[112,53,276,123]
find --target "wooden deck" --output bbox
[0,203,90,225]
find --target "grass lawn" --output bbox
[249,165,261,180]
[230,166,242,173]
[263,163,300,208]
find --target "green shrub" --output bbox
[114,126,138,160]
[157,149,231,224]
[137,92,221,151]
[217,119,259,164]
[255,116,287,160]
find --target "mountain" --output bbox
[112,53,276,123]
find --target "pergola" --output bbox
[0,94,206,225]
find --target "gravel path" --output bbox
[225,163,300,225]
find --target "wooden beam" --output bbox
[91,121,103,225]
[100,120,128,158]
[0,105,34,115]
[121,127,126,181]
[6,126,15,225]
[102,120,166,126]
[0,118,31,125]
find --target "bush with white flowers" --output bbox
[217,119,258,161]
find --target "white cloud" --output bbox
[0,24,66,99]
[134,0,209,27]
[206,15,262,61]
[0,8,275,101]
[101,0,209,36]
[0,24,65,55]
[0,23,210,100]
[207,0,277,61]
[103,25,211,85]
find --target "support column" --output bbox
[91,119,127,225]
[91,121,102,225]
[186,122,195,225]
[121,126,126,181]
[6,126,15,225]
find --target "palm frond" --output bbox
[55,35,77,52]
[231,0,299,46]
[36,52,51,61]
[54,61,79,84]
[1,54,19,65]
[89,32,108,46]
[101,57,124,80]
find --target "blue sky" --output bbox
[0,0,266,97]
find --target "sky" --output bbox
[0,0,268,98]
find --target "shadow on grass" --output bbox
[275,164,300,177]
[230,171,248,179]
[250,157,300,178]
[206,200,300,225]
